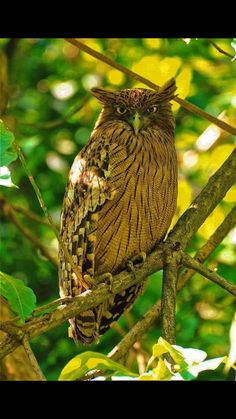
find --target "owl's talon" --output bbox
[93,272,113,293]
[127,252,146,272]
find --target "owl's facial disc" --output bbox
[127,112,144,135]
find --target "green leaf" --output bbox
[58,351,138,381]
[0,120,17,167]
[0,271,36,321]
[0,166,18,188]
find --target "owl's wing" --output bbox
[59,135,113,300]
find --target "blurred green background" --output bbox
[1,38,236,380]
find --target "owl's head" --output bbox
[91,78,177,136]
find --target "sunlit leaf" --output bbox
[0,119,17,166]
[0,271,36,321]
[59,351,138,381]
[153,357,173,380]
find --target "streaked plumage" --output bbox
[59,78,178,344]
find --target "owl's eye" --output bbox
[147,105,158,113]
[116,106,127,115]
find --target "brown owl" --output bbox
[59,78,178,344]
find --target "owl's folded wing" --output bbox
[59,136,113,298]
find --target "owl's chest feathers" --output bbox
[95,137,177,274]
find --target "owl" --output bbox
[59,78,178,344]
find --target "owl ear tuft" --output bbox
[91,87,117,105]
[155,78,177,102]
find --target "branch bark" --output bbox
[181,252,236,296]
[161,245,180,344]
[64,38,236,136]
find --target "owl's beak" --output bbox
[130,112,143,135]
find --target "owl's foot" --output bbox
[126,252,146,273]
[93,272,113,293]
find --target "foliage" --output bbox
[0,38,236,381]
[59,337,231,381]
[0,119,18,187]
[0,271,36,321]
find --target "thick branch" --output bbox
[168,148,236,248]
[161,246,180,344]
[64,38,236,136]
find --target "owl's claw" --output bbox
[126,252,146,273]
[93,272,113,293]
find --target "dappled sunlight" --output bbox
[51,81,77,101]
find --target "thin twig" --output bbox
[22,336,46,381]
[18,94,90,129]
[64,38,236,136]
[207,38,235,60]
[181,252,236,296]
[0,197,58,268]
[178,205,236,289]
[12,204,50,227]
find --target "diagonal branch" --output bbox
[207,38,235,60]
[0,196,58,268]
[178,205,236,289]
[18,94,90,130]
[64,38,236,136]
[181,252,236,296]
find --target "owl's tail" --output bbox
[69,280,146,345]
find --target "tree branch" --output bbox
[178,205,236,289]
[22,336,46,381]
[0,196,58,268]
[161,244,181,344]
[181,252,236,296]
[12,204,51,227]
[64,38,236,136]
[207,38,235,60]
[17,94,90,130]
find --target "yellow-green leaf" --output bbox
[59,351,138,381]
